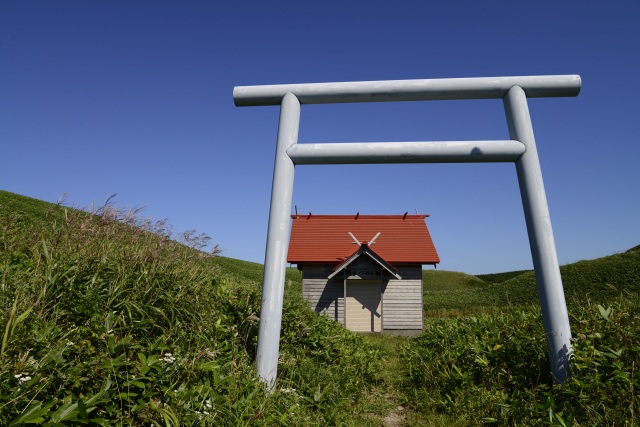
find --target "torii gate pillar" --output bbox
[504,86,572,381]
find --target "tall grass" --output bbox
[405,249,640,425]
[0,193,385,426]
[402,299,640,425]
[3,190,639,426]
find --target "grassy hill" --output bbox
[2,189,639,426]
[0,191,386,426]
[211,256,301,288]
[0,191,66,222]
[421,247,640,318]
[476,269,530,283]
[422,269,487,291]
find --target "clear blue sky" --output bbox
[2,1,639,274]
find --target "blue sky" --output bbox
[2,1,639,274]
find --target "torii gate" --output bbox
[233,75,581,390]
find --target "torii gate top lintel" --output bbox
[233,74,581,391]
[233,74,581,106]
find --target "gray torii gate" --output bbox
[233,75,581,390]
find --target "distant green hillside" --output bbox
[423,246,640,316]
[211,256,301,286]
[476,269,530,283]
[422,269,487,291]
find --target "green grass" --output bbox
[408,248,640,425]
[423,269,488,291]
[422,249,640,319]
[0,191,66,222]
[2,189,639,426]
[0,191,385,426]
[476,269,530,284]
[211,256,302,288]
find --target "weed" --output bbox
[0,191,386,425]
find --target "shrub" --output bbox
[402,299,640,425]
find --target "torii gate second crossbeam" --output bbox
[233,75,581,390]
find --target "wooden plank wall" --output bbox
[382,266,423,331]
[302,264,424,330]
[302,265,344,325]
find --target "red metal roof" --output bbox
[287,214,440,265]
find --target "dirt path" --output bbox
[362,334,410,427]
[382,403,406,427]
